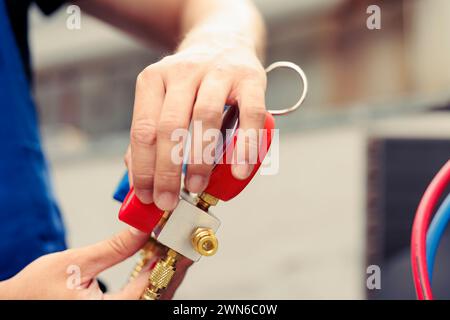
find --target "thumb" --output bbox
[78,228,150,277]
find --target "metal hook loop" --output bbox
[265,61,308,116]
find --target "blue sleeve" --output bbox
[113,172,130,203]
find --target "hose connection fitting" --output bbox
[191,227,218,256]
[141,249,178,300]
[197,192,219,211]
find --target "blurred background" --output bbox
[29,0,450,299]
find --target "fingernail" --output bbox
[187,174,207,193]
[136,189,153,204]
[155,192,178,211]
[232,163,254,180]
[129,227,147,236]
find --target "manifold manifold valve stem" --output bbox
[191,227,218,256]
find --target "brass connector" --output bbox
[141,249,178,300]
[191,227,218,256]
[129,238,162,281]
[197,192,219,211]
[130,251,146,281]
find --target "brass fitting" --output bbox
[130,250,146,281]
[129,238,162,281]
[191,227,218,256]
[141,249,178,300]
[197,192,219,211]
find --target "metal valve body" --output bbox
[156,194,221,262]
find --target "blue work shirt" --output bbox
[0,0,66,280]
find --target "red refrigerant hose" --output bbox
[411,160,450,300]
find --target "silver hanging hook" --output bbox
[265,61,308,116]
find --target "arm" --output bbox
[77,0,267,211]
[75,0,265,56]
[179,0,265,59]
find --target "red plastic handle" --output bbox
[118,187,164,233]
[118,111,275,233]
[204,111,275,201]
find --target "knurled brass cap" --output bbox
[149,260,176,290]
[191,227,218,256]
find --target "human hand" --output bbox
[127,37,267,211]
[0,229,190,299]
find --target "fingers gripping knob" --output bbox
[204,111,276,202]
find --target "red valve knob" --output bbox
[118,187,164,233]
[204,111,275,201]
